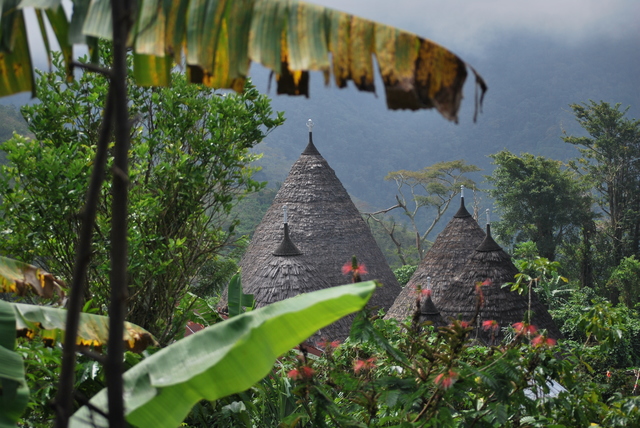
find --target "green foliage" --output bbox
[509,241,573,310]
[230,187,278,239]
[607,256,640,308]
[226,273,255,317]
[0,104,30,146]
[551,289,640,369]
[563,101,640,265]
[0,300,29,427]
[249,311,640,427]
[69,282,377,428]
[487,150,592,261]
[393,265,418,286]
[0,49,284,342]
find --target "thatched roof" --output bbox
[228,131,401,340]
[436,224,562,343]
[385,195,486,321]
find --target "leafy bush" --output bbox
[393,265,418,286]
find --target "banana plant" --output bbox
[69,281,377,428]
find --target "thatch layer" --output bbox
[231,134,401,340]
[385,198,486,321]
[438,240,562,343]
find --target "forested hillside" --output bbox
[251,34,639,212]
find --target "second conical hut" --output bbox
[235,121,402,340]
[436,215,562,343]
[386,189,486,321]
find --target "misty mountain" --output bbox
[250,33,639,213]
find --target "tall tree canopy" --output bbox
[563,101,640,264]
[0,51,284,341]
[487,150,592,261]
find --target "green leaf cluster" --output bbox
[0,48,284,342]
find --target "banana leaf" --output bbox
[0,300,29,428]
[69,281,377,427]
[4,0,485,122]
[0,256,65,300]
[12,303,158,352]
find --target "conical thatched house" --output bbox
[232,125,402,340]
[437,223,562,343]
[385,193,485,321]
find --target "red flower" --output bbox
[531,335,556,347]
[287,366,315,380]
[513,322,537,336]
[434,370,458,389]
[606,371,612,378]
[482,320,499,333]
[318,339,341,349]
[414,285,432,298]
[354,357,377,374]
[342,261,368,275]
[460,321,471,328]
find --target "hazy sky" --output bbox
[310,0,640,57]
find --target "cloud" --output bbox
[313,0,640,55]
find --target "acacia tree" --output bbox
[563,101,640,265]
[365,160,480,263]
[487,150,592,262]
[0,51,284,343]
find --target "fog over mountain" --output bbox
[250,31,639,212]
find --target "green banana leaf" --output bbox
[0,300,29,428]
[226,272,255,317]
[1,0,485,122]
[69,281,377,427]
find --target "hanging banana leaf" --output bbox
[2,0,485,122]
[0,256,66,300]
[69,281,377,428]
[11,303,158,352]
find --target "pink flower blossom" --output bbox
[318,339,341,349]
[434,370,458,389]
[342,261,368,275]
[482,320,500,333]
[414,285,432,298]
[287,366,315,380]
[531,335,556,347]
[354,357,377,374]
[513,322,537,336]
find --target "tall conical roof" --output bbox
[436,223,562,343]
[234,127,401,340]
[385,194,485,321]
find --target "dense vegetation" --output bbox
[0,50,284,342]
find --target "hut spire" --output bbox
[476,209,502,252]
[302,118,321,156]
[419,277,445,325]
[273,205,303,256]
[453,184,472,218]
